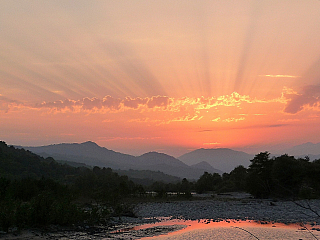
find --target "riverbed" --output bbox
[2,196,320,239]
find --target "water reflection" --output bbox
[133,219,320,240]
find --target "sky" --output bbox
[1,0,320,157]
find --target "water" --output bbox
[133,219,320,240]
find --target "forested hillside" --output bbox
[0,141,143,232]
[0,141,84,181]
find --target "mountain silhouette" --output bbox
[137,152,187,167]
[178,148,253,173]
[283,142,320,157]
[190,161,223,175]
[22,141,137,169]
[21,142,222,179]
[135,151,221,179]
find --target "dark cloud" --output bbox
[147,96,172,109]
[198,129,213,132]
[0,96,23,113]
[35,99,77,111]
[34,95,173,112]
[123,97,148,109]
[284,85,320,114]
[101,96,122,110]
[82,97,102,110]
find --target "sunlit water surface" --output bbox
[135,219,320,240]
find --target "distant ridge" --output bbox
[190,161,223,175]
[178,148,253,173]
[17,141,320,176]
[22,141,137,169]
[283,142,320,157]
[20,142,222,179]
[137,152,187,167]
[136,151,222,179]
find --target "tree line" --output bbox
[149,152,320,200]
[1,140,320,232]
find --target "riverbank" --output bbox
[136,197,320,224]
[1,195,320,239]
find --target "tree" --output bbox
[246,152,274,198]
[229,165,247,191]
[179,178,192,198]
[271,154,307,198]
[195,172,222,194]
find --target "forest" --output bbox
[1,141,320,232]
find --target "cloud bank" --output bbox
[1,91,287,116]
[284,85,320,114]
[29,92,275,113]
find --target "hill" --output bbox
[190,161,223,175]
[0,141,80,180]
[178,148,253,173]
[0,141,148,230]
[1,140,181,186]
[136,152,221,179]
[22,141,137,169]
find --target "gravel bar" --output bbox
[135,198,320,224]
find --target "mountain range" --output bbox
[18,141,320,179]
[281,142,320,159]
[178,148,253,173]
[20,141,223,180]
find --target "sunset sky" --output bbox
[1,0,320,156]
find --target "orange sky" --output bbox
[1,0,320,156]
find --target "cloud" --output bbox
[200,124,289,132]
[211,117,245,122]
[6,91,284,118]
[35,96,122,112]
[224,117,245,123]
[101,96,123,110]
[33,95,173,112]
[284,85,320,114]
[147,96,172,109]
[35,99,78,111]
[0,96,24,113]
[211,117,221,122]
[123,97,148,109]
[198,129,214,132]
[203,142,220,146]
[168,114,202,123]
[259,75,300,78]
[231,124,289,130]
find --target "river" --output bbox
[132,219,320,240]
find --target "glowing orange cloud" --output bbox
[1,88,320,156]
